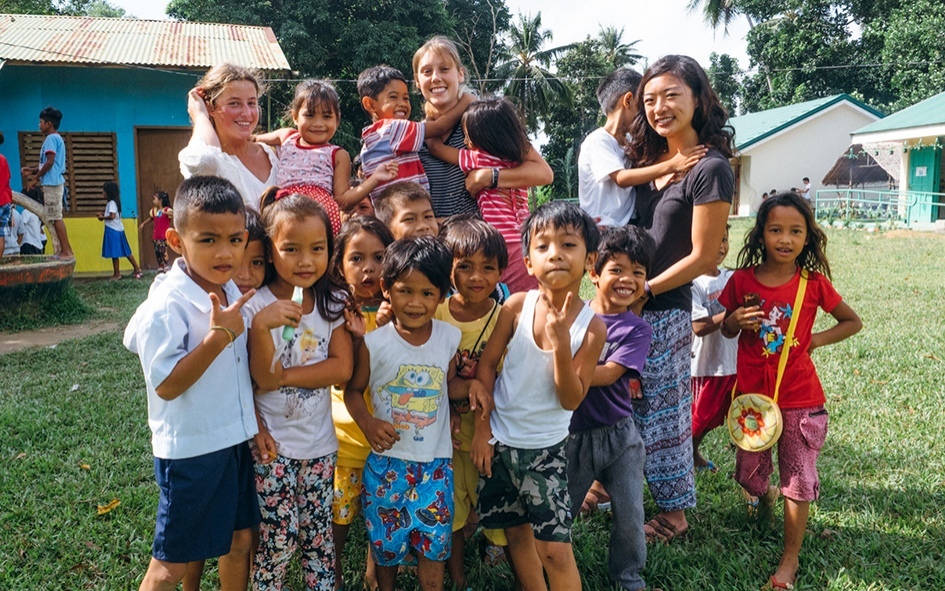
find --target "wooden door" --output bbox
[135,128,190,269]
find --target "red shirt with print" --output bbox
[719,268,843,409]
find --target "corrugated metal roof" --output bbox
[0,14,290,70]
[729,94,884,151]
[853,91,945,135]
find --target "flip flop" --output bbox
[761,575,795,590]
[695,460,718,473]
[644,515,688,544]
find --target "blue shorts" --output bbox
[0,204,11,231]
[362,454,453,566]
[152,442,259,563]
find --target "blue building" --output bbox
[0,14,289,272]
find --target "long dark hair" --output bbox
[737,192,831,279]
[628,55,735,166]
[330,215,395,292]
[258,187,349,321]
[462,96,530,163]
[103,181,121,214]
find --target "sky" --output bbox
[108,0,752,70]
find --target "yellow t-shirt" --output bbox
[434,297,501,452]
[331,306,377,468]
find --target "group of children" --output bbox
[122,57,862,591]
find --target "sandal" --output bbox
[695,460,718,473]
[761,575,795,590]
[133,271,144,279]
[644,515,688,544]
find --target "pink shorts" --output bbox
[691,374,737,440]
[734,406,829,502]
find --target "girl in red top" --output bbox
[719,192,861,590]
[139,191,173,272]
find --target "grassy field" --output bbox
[1,224,943,590]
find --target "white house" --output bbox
[728,94,883,215]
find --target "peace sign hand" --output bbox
[208,289,255,340]
[542,291,572,350]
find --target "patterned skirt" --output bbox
[632,308,696,511]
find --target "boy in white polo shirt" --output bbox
[124,176,259,591]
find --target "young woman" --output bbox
[627,54,735,544]
[412,36,553,220]
[179,63,279,209]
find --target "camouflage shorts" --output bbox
[476,438,573,543]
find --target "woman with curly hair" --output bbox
[627,54,735,544]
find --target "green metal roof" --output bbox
[729,94,884,150]
[853,91,945,135]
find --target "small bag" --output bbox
[727,270,808,452]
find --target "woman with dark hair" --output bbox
[627,55,735,543]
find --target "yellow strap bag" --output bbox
[727,270,808,452]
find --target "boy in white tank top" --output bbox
[470,201,607,591]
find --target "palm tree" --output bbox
[687,0,773,93]
[494,11,574,133]
[597,25,642,69]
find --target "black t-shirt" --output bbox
[634,148,734,312]
[418,122,479,218]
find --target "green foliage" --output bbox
[445,0,511,95]
[0,0,125,16]
[707,52,741,115]
[0,283,93,332]
[493,11,574,134]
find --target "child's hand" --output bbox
[542,291,572,350]
[364,417,401,454]
[251,298,303,332]
[209,289,255,339]
[471,427,495,477]
[467,379,494,416]
[253,429,278,464]
[669,144,708,173]
[628,377,643,400]
[344,306,366,338]
[724,305,764,334]
[375,300,393,327]
[369,161,399,184]
[449,405,462,450]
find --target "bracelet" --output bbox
[643,281,654,300]
[489,167,500,189]
[210,325,236,344]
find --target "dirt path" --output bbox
[0,319,122,355]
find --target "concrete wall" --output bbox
[736,103,880,215]
[0,64,197,272]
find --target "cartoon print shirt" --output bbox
[364,320,461,463]
[244,286,345,460]
[719,268,843,409]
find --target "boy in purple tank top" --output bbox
[568,226,655,591]
[470,201,606,591]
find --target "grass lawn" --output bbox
[1,225,943,590]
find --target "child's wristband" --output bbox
[210,325,236,344]
[643,281,654,300]
[489,168,500,189]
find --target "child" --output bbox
[20,106,74,259]
[357,65,473,199]
[18,206,46,255]
[720,193,861,590]
[97,181,143,279]
[426,96,539,293]
[578,68,706,228]
[0,131,12,257]
[233,209,268,295]
[690,225,737,473]
[243,190,353,590]
[343,237,461,591]
[139,191,173,273]
[253,80,399,233]
[328,216,394,591]
[373,181,438,240]
[123,175,259,591]
[471,201,607,591]
[434,215,515,590]
[567,225,654,591]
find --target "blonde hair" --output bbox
[412,36,467,119]
[197,63,266,108]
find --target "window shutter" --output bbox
[18,131,118,217]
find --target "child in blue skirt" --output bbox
[97,181,142,279]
